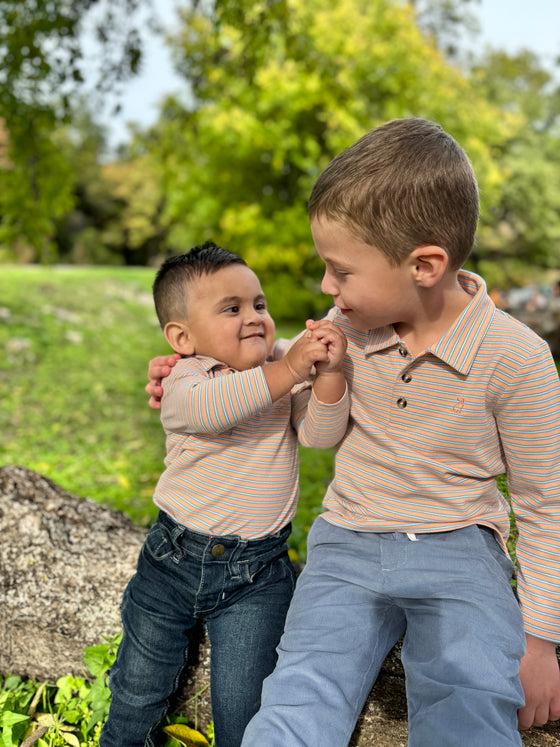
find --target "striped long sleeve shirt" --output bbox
[153,355,349,539]
[322,270,560,642]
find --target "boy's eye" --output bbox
[255,302,267,311]
[225,305,239,313]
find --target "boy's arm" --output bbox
[494,341,560,727]
[518,634,560,729]
[294,320,349,449]
[306,318,347,404]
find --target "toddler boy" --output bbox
[102,241,348,747]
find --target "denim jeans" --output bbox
[242,517,525,747]
[100,510,295,747]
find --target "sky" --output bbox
[96,0,560,152]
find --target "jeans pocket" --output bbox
[248,551,295,590]
[143,521,177,561]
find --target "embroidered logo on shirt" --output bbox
[452,397,465,414]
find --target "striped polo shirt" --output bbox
[153,355,349,540]
[322,270,560,641]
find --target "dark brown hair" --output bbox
[153,241,246,328]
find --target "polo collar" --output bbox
[361,271,494,375]
[181,354,231,374]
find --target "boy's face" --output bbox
[182,264,275,370]
[311,218,414,331]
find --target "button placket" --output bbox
[393,343,412,411]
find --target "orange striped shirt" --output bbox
[153,355,349,539]
[323,271,560,641]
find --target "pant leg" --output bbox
[206,548,295,747]
[242,517,406,747]
[100,515,199,747]
[399,525,525,747]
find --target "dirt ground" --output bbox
[348,668,560,746]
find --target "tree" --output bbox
[141,0,520,318]
[0,0,151,260]
[468,49,560,286]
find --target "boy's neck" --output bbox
[394,274,472,358]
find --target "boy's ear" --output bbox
[163,321,195,356]
[409,245,449,288]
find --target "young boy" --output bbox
[147,120,560,745]
[102,242,348,747]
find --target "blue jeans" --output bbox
[100,510,295,747]
[242,517,525,747]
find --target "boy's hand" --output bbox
[306,319,347,374]
[518,634,560,729]
[146,354,181,409]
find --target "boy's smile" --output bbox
[180,264,275,370]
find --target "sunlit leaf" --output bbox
[61,732,80,747]
[163,723,210,746]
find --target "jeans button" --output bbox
[212,544,225,557]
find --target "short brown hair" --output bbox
[308,117,479,270]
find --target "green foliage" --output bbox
[0,0,146,108]
[0,634,119,746]
[0,633,214,746]
[139,0,521,298]
[2,0,560,283]
[467,49,560,287]
[0,265,167,526]
[0,104,76,263]
[0,0,150,257]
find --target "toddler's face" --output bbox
[184,265,275,370]
[311,218,413,332]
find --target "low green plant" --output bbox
[0,635,214,747]
[0,634,119,747]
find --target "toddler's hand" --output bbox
[283,331,329,383]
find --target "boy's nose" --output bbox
[321,273,337,297]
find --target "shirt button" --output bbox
[396,398,407,409]
[401,373,412,383]
[398,345,408,357]
[211,544,225,557]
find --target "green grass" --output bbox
[0,265,333,558]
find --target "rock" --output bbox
[1,465,559,745]
[0,465,146,682]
